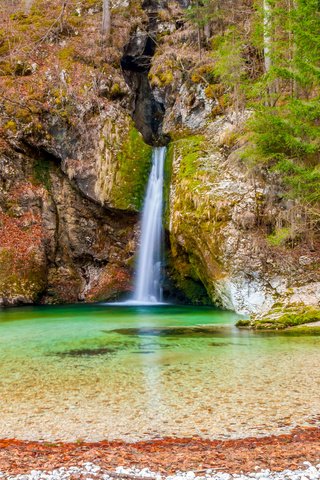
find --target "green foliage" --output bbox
[267,227,291,247]
[239,0,320,214]
[213,29,247,90]
[185,0,222,30]
[246,97,320,204]
[291,0,320,88]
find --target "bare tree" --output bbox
[263,0,272,72]
[101,0,111,44]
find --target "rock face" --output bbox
[0,141,137,305]
[166,116,320,315]
[0,0,319,316]
[0,0,156,305]
[134,5,320,317]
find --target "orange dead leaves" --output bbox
[0,428,320,476]
[0,205,44,273]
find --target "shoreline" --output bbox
[1,427,320,476]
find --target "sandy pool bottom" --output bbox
[0,304,319,442]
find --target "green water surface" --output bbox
[0,304,319,442]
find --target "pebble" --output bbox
[2,464,320,480]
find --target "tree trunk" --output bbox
[263,0,272,73]
[101,0,111,44]
[204,23,211,43]
[24,0,33,14]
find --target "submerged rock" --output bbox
[55,347,116,357]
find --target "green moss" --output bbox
[0,249,46,301]
[58,46,75,67]
[167,242,213,306]
[149,58,175,88]
[110,123,152,211]
[190,64,217,84]
[109,83,126,100]
[274,307,320,327]
[267,227,291,247]
[174,276,211,305]
[149,69,174,88]
[4,120,17,133]
[0,29,10,57]
[33,157,51,190]
[251,305,320,330]
[83,0,101,8]
[236,319,251,327]
[174,135,206,182]
[283,326,320,335]
[163,142,174,229]
[167,133,224,306]
[204,83,225,99]
[10,6,53,42]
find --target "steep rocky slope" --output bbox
[166,120,320,317]
[0,0,153,305]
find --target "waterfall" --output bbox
[133,146,166,303]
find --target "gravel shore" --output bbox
[2,463,320,480]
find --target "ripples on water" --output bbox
[0,304,319,442]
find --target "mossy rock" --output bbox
[0,249,46,303]
[98,119,153,211]
[166,133,224,307]
[236,319,251,328]
[112,124,153,210]
[170,134,207,184]
[163,141,174,228]
[172,276,211,305]
[242,305,320,330]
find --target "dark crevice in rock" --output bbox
[121,2,169,146]
[164,237,213,305]
[18,140,62,165]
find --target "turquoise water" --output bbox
[0,304,320,442]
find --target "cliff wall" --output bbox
[0,0,319,323]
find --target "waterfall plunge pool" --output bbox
[0,303,320,442]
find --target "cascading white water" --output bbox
[133,146,166,303]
